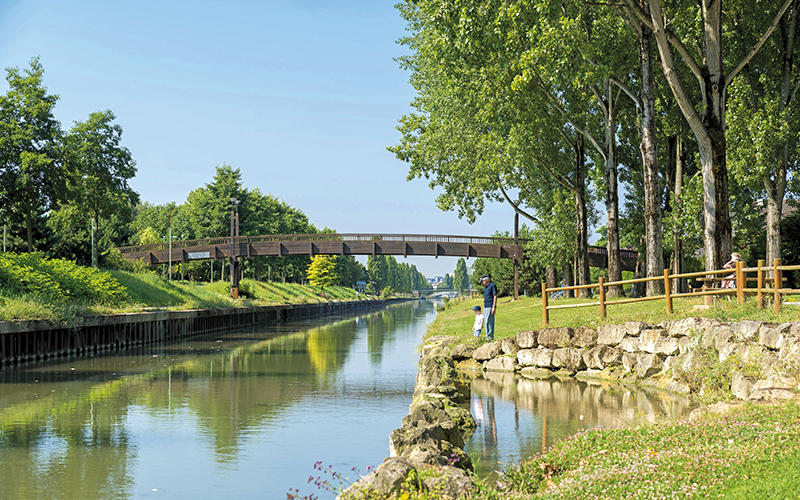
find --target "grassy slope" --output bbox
[0,269,376,322]
[422,295,800,499]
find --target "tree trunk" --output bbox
[604,80,624,297]
[640,25,663,296]
[575,135,591,298]
[546,267,557,290]
[668,135,686,293]
[25,203,33,252]
[562,262,574,299]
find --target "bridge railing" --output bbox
[116,233,531,254]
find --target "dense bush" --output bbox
[0,252,126,304]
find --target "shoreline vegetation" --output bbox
[408,296,800,499]
[0,253,385,326]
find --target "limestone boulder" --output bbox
[731,373,754,400]
[619,337,640,353]
[790,323,800,338]
[759,323,792,350]
[625,321,650,336]
[601,347,623,367]
[403,402,465,448]
[516,330,538,349]
[485,356,517,373]
[501,337,520,356]
[517,348,554,368]
[653,338,680,356]
[416,355,456,389]
[748,377,798,401]
[622,352,638,373]
[710,326,734,351]
[552,348,587,371]
[572,326,598,348]
[597,324,626,346]
[538,327,572,348]
[663,317,721,338]
[450,344,475,360]
[678,337,691,355]
[779,338,800,370]
[338,457,420,500]
[454,358,482,373]
[639,329,665,353]
[718,342,741,363]
[422,466,475,499]
[731,320,762,342]
[472,341,502,361]
[636,353,663,378]
[582,346,608,370]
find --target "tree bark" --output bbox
[603,80,624,297]
[25,204,33,252]
[575,135,591,299]
[640,20,663,296]
[562,262,575,299]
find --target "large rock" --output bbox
[759,323,792,350]
[625,321,649,336]
[538,327,572,348]
[517,348,554,368]
[622,352,638,373]
[339,457,421,499]
[485,356,517,373]
[582,346,608,370]
[450,344,475,360]
[779,338,800,370]
[519,366,554,379]
[454,358,482,372]
[572,326,598,348]
[731,320,763,342]
[663,317,721,338]
[516,330,538,349]
[597,324,627,346]
[472,341,502,361]
[416,355,456,389]
[639,329,665,353]
[601,347,623,367]
[731,373,755,400]
[422,466,475,499]
[619,337,640,353]
[635,353,663,378]
[501,337,520,356]
[552,348,587,371]
[653,338,680,356]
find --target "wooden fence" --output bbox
[541,259,800,326]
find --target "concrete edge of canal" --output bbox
[0,298,411,367]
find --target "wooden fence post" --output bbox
[775,258,782,314]
[736,260,745,304]
[599,277,606,319]
[757,259,765,309]
[664,269,672,313]
[541,282,549,326]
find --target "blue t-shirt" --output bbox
[483,281,498,309]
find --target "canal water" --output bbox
[0,301,693,499]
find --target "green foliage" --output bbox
[306,255,337,287]
[453,258,469,291]
[0,252,126,305]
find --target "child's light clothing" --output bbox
[473,313,484,337]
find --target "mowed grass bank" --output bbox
[429,293,800,344]
[0,253,372,324]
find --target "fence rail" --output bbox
[541,259,800,326]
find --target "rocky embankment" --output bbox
[338,316,800,499]
[338,338,478,499]
[458,317,800,402]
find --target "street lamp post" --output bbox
[229,198,241,298]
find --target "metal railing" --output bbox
[541,258,800,326]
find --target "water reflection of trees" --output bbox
[466,372,694,476]
[0,301,435,499]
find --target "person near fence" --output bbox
[480,275,498,341]
[721,252,742,288]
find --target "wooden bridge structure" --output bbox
[116,233,638,270]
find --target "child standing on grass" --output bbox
[472,305,484,339]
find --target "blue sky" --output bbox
[0,0,517,278]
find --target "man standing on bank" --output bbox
[480,275,498,341]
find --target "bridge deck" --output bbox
[116,233,638,271]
